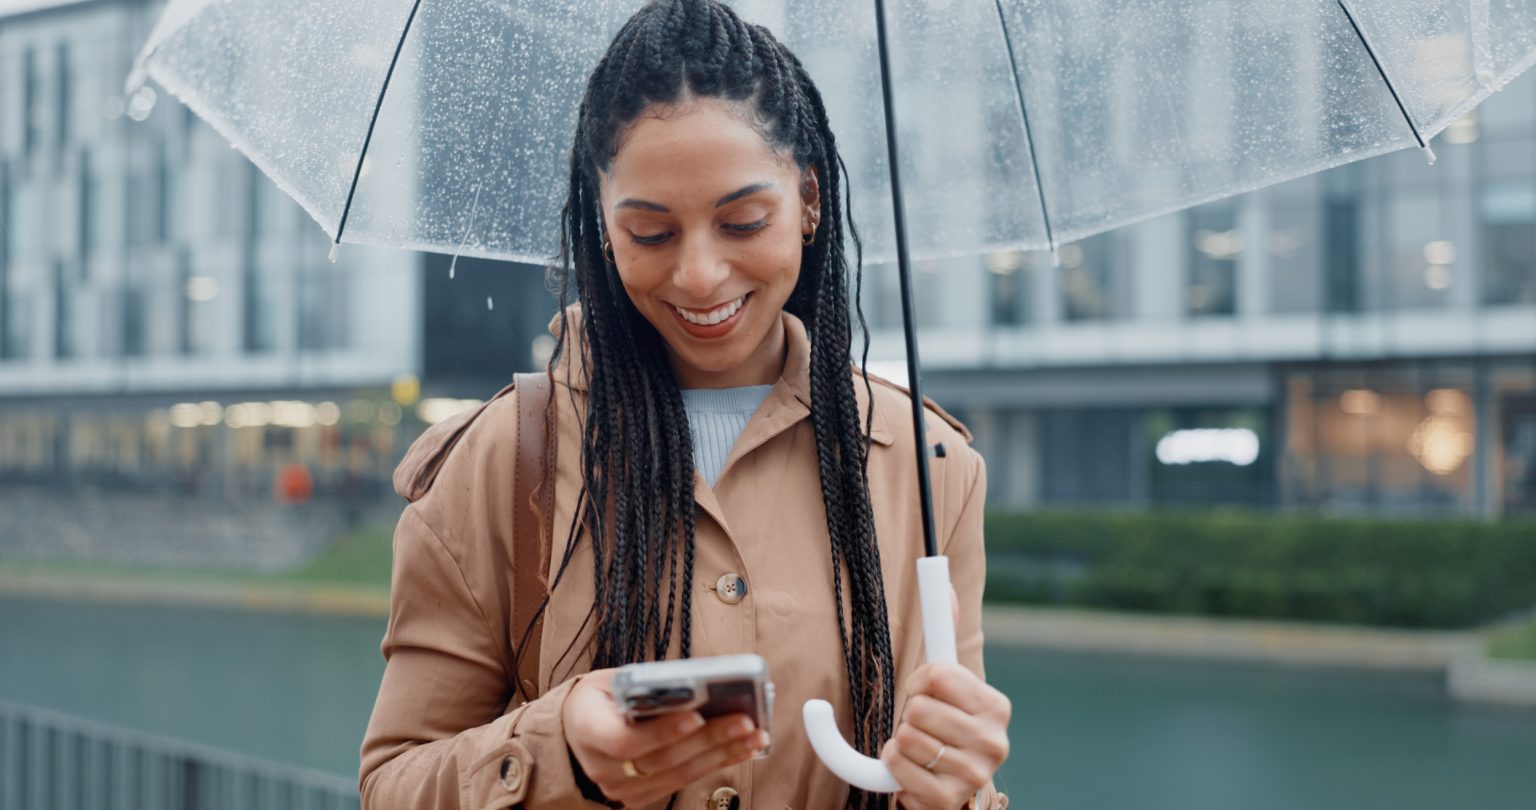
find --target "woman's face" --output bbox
[598,96,819,389]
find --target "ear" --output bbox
[799,165,821,227]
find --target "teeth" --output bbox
[676,295,745,326]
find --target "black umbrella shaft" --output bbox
[873,0,939,560]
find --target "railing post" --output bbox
[0,713,17,810]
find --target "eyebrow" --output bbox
[615,182,777,213]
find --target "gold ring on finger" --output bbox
[622,758,650,779]
[923,743,948,771]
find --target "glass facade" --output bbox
[1281,360,1536,518]
[1060,233,1127,321]
[1481,172,1536,306]
[867,69,1536,518]
[1285,364,1475,516]
[0,1,426,522]
[1184,201,1239,317]
[0,396,402,508]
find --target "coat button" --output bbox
[499,753,524,791]
[715,573,747,604]
[708,786,740,809]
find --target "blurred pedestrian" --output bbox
[275,461,313,506]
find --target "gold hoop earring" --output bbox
[602,239,615,264]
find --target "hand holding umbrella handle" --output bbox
[802,555,957,793]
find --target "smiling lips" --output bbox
[675,294,746,325]
[672,293,749,336]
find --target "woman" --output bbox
[359,1,1010,808]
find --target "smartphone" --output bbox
[611,653,774,751]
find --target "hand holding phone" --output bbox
[562,661,773,808]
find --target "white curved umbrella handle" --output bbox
[802,555,957,792]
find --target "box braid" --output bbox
[546,3,891,804]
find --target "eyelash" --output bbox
[629,219,768,246]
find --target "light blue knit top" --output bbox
[679,384,775,487]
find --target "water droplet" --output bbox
[486,297,494,311]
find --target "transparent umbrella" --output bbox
[127,0,1536,265]
[128,0,1536,793]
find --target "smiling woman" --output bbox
[358,2,1009,809]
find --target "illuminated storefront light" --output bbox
[169,403,205,428]
[1339,389,1381,415]
[1411,388,1474,475]
[225,402,274,428]
[416,398,483,425]
[270,401,317,428]
[1408,415,1473,475]
[1155,428,1260,466]
[1426,388,1471,414]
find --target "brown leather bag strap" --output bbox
[512,371,555,704]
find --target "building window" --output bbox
[125,157,151,248]
[1499,364,1536,517]
[56,43,71,150]
[6,164,37,263]
[1185,201,1238,317]
[157,141,177,245]
[1479,179,1536,306]
[180,250,216,355]
[298,262,349,351]
[1266,180,1324,314]
[23,48,44,158]
[243,259,280,353]
[0,163,8,360]
[79,149,95,263]
[121,276,145,358]
[3,272,31,361]
[986,251,1032,326]
[1385,191,1457,310]
[53,260,74,359]
[1324,196,1361,312]
[1060,233,1123,321]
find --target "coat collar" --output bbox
[548,305,896,447]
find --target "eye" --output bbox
[628,231,672,246]
[723,219,769,235]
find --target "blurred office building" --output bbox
[870,65,1536,519]
[2,0,1534,577]
[0,0,555,568]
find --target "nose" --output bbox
[671,232,730,301]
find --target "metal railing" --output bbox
[0,699,360,810]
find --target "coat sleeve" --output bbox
[358,504,607,809]
[940,450,1010,810]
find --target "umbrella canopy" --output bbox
[129,0,1536,267]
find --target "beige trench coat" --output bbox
[359,309,1006,809]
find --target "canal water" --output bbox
[2,595,1534,809]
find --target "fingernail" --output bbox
[734,717,755,735]
[682,712,705,732]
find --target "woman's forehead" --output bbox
[602,98,795,205]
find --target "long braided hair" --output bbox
[547,2,892,804]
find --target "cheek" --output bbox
[745,232,804,291]
[612,255,667,302]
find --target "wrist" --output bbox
[567,743,621,807]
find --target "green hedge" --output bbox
[983,510,1536,629]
